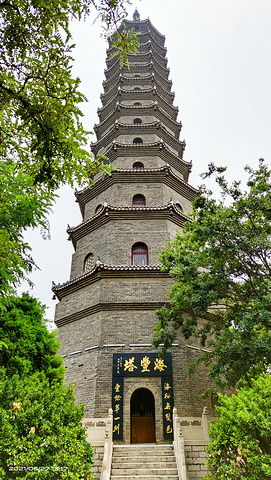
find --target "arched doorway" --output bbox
[131,388,156,443]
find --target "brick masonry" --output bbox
[92,445,104,479]
[185,442,209,480]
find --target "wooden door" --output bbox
[131,417,155,443]
[131,388,156,443]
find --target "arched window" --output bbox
[134,87,141,91]
[133,137,143,144]
[133,161,144,169]
[134,74,140,78]
[95,204,103,214]
[176,202,183,212]
[133,118,142,124]
[134,102,141,106]
[132,243,148,265]
[132,194,146,206]
[84,253,94,272]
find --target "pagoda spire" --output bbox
[133,7,140,21]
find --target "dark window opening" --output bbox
[133,118,142,124]
[134,102,141,106]
[133,161,144,169]
[132,194,146,206]
[133,137,143,144]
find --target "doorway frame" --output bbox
[130,387,156,443]
[124,377,164,444]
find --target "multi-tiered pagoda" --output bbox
[53,10,214,449]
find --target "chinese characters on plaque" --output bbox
[112,377,123,440]
[161,377,174,439]
[112,353,173,440]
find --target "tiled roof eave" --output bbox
[52,263,169,300]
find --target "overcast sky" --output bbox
[21,0,271,326]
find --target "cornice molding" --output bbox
[55,301,170,327]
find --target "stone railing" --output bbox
[173,406,211,480]
[100,408,113,480]
[173,407,187,480]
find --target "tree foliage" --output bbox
[0,162,55,299]
[204,374,271,480]
[0,293,65,383]
[154,160,271,389]
[0,371,93,480]
[0,0,136,188]
[0,293,93,479]
[0,0,138,297]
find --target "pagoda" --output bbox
[53,11,214,462]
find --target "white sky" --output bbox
[21,0,271,326]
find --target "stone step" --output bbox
[112,461,177,468]
[112,455,175,464]
[111,467,178,476]
[111,476,179,480]
[110,444,178,480]
[112,447,174,457]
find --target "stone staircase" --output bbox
[110,444,179,480]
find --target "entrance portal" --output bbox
[131,388,156,443]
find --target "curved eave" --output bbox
[100,86,174,108]
[103,69,172,91]
[94,104,181,139]
[91,121,184,157]
[102,142,189,177]
[75,166,198,213]
[104,63,170,89]
[53,263,169,301]
[67,204,188,248]
[106,47,168,68]
[97,89,177,121]
[123,18,165,41]
[99,99,178,125]
[105,54,169,79]
[106,48,168,69]
[101,75,174,106]
[107,40,167,57]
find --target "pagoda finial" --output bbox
[133,8,140,21]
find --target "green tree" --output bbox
[0,0,138,298]
[0,371,93,480]
[0,162,55,299]
[0,293,65,383]
[204,374,271,480]
[0,293,93,479]
[154,160,271,389]
[0,0,136,188]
